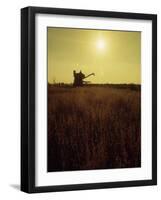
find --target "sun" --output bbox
[97,39,105,50]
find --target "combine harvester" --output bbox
[73,70,95,86]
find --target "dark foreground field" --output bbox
[48,85,141,172]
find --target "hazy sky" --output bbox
[48,27,141,84]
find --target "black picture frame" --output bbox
[21,6,157,193]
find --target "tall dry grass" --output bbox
[48,85,141,172]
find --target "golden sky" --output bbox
[48,27,141,84]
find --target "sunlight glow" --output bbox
[97,39,105,50]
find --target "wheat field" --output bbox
[48,85,141,172]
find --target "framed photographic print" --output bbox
[21,6,157,193]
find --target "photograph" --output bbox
[47,27,141,172]
[21,6,157,193]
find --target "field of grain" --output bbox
[48,85,141,172]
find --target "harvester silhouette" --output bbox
[73,70,95,86]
